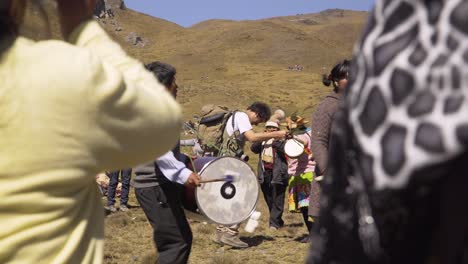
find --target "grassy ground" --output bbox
[103,182,311,264]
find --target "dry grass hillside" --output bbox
[22,2,369,263]
[101,8,367,118]
[23,3,367,119]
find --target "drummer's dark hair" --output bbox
[145,61,176,88]
[247,102,271,123]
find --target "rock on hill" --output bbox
[23,2,368,119]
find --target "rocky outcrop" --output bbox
[94,0,126,19]
[106,0,126,9]
[126,32,146,48]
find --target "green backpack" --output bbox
[196,104,236,156]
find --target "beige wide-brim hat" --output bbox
[265,120,279,128]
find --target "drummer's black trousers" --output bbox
[261,170,287,228]
[135,182,192,264]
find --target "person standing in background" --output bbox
[285,117,316,243]
[308,59,350,226]
[251,119,289,230]
[310,59,350,177]
[105,168,132,212]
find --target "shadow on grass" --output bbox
[284,222,304,227]
[293,233,311,243]
[104,208,112,217]
[126,203,140,209]
[240,235,275,247]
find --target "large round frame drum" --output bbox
[193,156,259,225]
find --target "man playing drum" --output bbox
[133,62,201,264]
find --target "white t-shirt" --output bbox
[225,112,253,142]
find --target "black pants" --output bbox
[135,183,192,264]
[261,169,286,228]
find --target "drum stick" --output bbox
[188,156,198,174]
[199,175,235,184]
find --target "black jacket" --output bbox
[251,140,288,185]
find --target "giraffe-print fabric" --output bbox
[350,0,468,189]
[308,1,468,263]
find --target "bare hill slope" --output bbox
[100,8,367,118]
[24,2,368,119]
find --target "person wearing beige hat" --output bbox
[251,119,289,230]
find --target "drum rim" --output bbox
[195,156,259,225]
[284,138,304,158]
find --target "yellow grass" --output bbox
[103,189,311,264]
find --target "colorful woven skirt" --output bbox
[288,171,313,212]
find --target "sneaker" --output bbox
[105,205,117,213]
[119,205,129,212]
[212,230,223,245]
[220,232,249,248]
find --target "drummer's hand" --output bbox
[185,173,201,187]
[275,130,288,139]
[285,131,294,139]
[57,0,96,38]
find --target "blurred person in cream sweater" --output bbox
[0,0,182,263]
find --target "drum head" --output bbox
[195,157,259,225]
[284,139,304,158]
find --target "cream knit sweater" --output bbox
[0,20,182,263]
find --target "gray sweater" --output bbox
[310,92,342,176]
[133,161,166,188]
[133,144,184,188]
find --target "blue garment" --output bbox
[107,168,132,206]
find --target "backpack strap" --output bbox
[219,110,237,136]
[231,111,237,130]
[219,111,241,156]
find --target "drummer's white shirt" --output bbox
[155,151,192,185]
[225,112,253,141]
